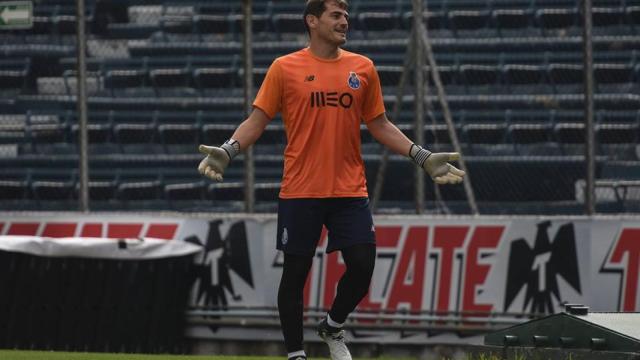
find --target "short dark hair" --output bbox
[303,0,349,35]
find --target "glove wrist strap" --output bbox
[220,139,240,160]
[409,144,431,166]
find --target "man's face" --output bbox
[309,1,349,45]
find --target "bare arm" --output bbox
[230,107,271,150]
[365,113,465,184]
[366,113,412,157]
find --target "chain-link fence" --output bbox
[0,0,638,214]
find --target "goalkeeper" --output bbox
[198,1,464,360]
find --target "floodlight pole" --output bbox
[242,0,255,213]
[372,4,479,215]
[582,0,595,215]
[418,22,479,215]
[75,0,89,212]
[412,0,426,214]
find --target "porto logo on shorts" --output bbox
[281,227,288,245]
[347,71,360,90]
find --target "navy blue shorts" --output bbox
[276,197,376,255]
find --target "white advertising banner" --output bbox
[1,213,640,344]
[0,235,201,259]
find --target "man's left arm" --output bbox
[365,114,465,185]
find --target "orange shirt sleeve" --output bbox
[361,62,386,123]
[252,59,283,119]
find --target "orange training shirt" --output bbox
[253,48,386,199]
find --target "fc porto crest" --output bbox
[348,71,360,89]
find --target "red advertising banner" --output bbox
[1,213,639,344]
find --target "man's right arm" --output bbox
[198,108,271,181]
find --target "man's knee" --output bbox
[343,243,376,279]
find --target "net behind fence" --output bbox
[1,0,638,214]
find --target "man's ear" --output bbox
[306,14,317,30]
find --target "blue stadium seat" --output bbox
[376,66,403,87]
[0,58,30,92]
[91,0,129,35]
[255,182,280,202]
[104,69,148,94]
[596,123,638,144]
[202,124,236,145]
[193,67,237,91]
[535,8,579,31]
[463,123,507,144]
[158,123,200,153]
[272,13,305,36]
[508,122,560,155]
[197,3,241,15]
[594,63,633,84]
[257,124,286,145]
[28,123,69,150]
[158,124,200,144]
[32,180,76,201]
[0,70,28,92]
[105,23,159,39]
[357,12,401,33]
[554,122,585,156]
[626,6,640,31]
[424,124,456,145]
[52,15,80,35]
[592,7,624,27]
[448,10,491,32]
[554,123,584,144]
[113,123,156,149]
[401,11,447,31]
[251,67,268,87]
[160,16,192,35]
[229,14,271,34]
[0,180,29,200]
[208,182,243,201]
[194,14,230,34]
[503,64,543,85]
[149,68,193,90]
[508,123,553,144]
[596,122,639,160]
[71,123,113,144]
[29,17,54,35]
[87,180,118,201]
[164,181,207,201]
[459,64,498,86]
[116,180,162,201]
[268,2,305,14]
[426,65,458,86]
[547,63,582,92]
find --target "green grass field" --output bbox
[0,353,297,360]
[0,352,416,360]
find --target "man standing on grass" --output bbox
[197,0,465,359]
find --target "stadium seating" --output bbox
[1,0,638,213]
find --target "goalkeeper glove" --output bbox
[409,144,465,185]
[197,139,240,181]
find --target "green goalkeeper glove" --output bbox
[409,144,465,185]
[197,139,240,181]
